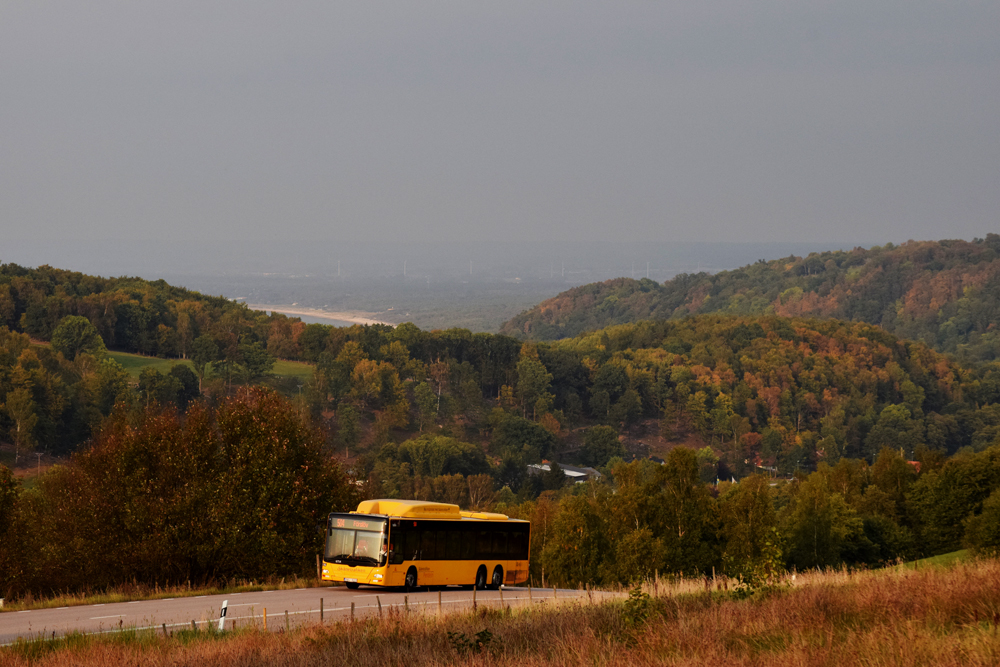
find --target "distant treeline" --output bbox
[501,236,1000,363]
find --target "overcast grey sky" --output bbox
[2,1,998,247]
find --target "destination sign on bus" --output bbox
[333,518,371,529]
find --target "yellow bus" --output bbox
[322,499,530,590]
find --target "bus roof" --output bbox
[353,499,514,521]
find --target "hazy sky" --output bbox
[2,1,998,247]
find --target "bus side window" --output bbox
[403,530,420,561]
[421,530,437,561]
[446,530,461,560]
[461,528,474,559]
[509,531,524,559]
[476,531,490,558]
[435,531,448,561]
[492,531,508,559]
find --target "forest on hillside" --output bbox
[500,236,1000,363]
[3,263,1000,598]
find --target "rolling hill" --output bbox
[501,236,1000,362]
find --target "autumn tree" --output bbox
[50,315,106,361]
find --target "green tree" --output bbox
[542,462,567,490]
[516,349,554,419]
[239,338,275,380]
[781,472,866,569]
[94,357,132,415]
[659,447,718,574]
[138,367,183,406]
[50,315,106,361]
[413,382,437,433]
[580,425,624,468]
[719,475,781,583]
[191,335,220,389]
[169,364,201,410]
[964,488,1000,555]
[540,493,609,586]
[865,404,923,459]
[3,387,39,464]
[337,404,361,451]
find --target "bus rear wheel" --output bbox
[490,566,503,590]
[475,566,487,590]
[405,567,418,590]
[345,582,359,590]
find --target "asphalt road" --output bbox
[0,586,606,645]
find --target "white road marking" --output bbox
[90,614,128,620]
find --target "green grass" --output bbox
[901,549,970,569]
[107,352,313,381]
[108,352,191,378]
[271,359,314,380]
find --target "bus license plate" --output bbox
[344,578,357,583]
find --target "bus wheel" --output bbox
[345,582,359,590]
[405,567,418,590]
[491,566,504,590]
[475,566,487,590]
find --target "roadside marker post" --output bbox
[218,600,228,631]
[472,588,477,611]
[351,602,355,621]
[263,608,267,631]
[285,610,289,632]
[438,590,442,616]
[377,595,382,617]
[320,598,324,623]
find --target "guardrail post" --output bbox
[218,600,229,632]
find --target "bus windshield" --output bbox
[325,517,386,566]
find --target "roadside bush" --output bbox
[6,387,357,597]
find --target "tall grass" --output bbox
[3,559,999,666]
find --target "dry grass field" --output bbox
[3,558,999,666]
